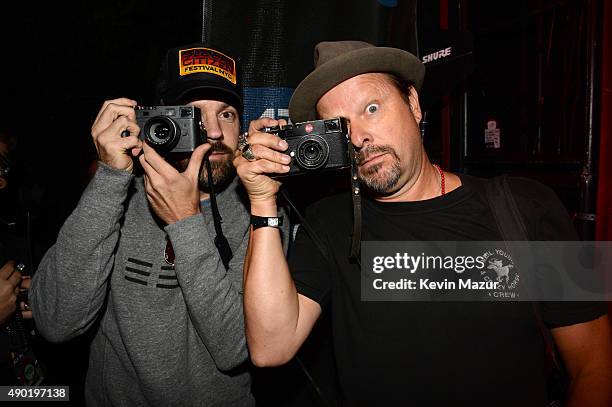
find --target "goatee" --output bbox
[356,144,401,194]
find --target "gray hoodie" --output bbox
[31,162,278,406]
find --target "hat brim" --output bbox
[289,47,425,123]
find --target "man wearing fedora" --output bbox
[29,43,278,406]
[234,41,611,405]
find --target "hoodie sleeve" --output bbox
[30,162,134,342]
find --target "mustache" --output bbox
[207,142,233,155]
[356,145,398,165]
[171,142,232,172]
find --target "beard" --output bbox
[174,142,236,191]
[356,144,401,194]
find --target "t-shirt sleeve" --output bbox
[288,203,333,308]
[540,301,608,327]
[509,177,609,327]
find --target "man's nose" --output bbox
[348,120,371,149]
[204,117,223,141]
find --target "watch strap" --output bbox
[251,215,283,230]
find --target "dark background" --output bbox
[0,0,606,405]
[0,0,600,238]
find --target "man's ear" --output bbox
[0,178,6,190]
[407,86,422,124]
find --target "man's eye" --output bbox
[366,104,378,114]
[220,111,235,120]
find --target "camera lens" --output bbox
[143,116,180,152]
[151,122,171,140]
[296,136,329,170]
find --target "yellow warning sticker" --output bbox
[179,47,236,84]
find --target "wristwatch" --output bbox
[251,215,284,230]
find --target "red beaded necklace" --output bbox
[432,163,446,196]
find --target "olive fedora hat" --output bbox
[288,40,425,123]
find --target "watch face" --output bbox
[268,218,279,227]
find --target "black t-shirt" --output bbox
[288,174,607,406]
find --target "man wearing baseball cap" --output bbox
[234,41,611,405]
[30,43,278,406]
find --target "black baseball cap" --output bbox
[156,43,243,112]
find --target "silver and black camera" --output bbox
[265,117,350,176]
[134,105,205,154]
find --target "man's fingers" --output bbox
[95,116,140,146]
[131,146,143,157]
[109,116,140,139]
[139,153,156,178]
[0,261,15,279]
[139,154,168,194]
[92,100,137,137]
[21,310,33,319]
[110,134,142,149]
[94,98,137,123]
[246,132,288,152]
[255,159,290,175]
[250,145,292,165]
[185,143,211,180]
[141,143,175,175]
[7,270,22,287]
[101,137,142,163]
[20,277,31,290]
[93,98,137,124]
[142,171,152,196]
[236,156,290,176]
[248,117,284,134]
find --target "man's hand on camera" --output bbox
[234,118,291,208]
[139,142,211,225]
[0,261,21,325]
[91,98,143,173]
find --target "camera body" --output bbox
[265,117,350,177]
[134,106,205,154]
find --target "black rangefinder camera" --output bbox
[134,106,205,154]
[265,117,350,176]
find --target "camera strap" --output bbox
[348,143,362,263]
[204,155,233,270]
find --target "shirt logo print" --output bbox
[124,258,179,289]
